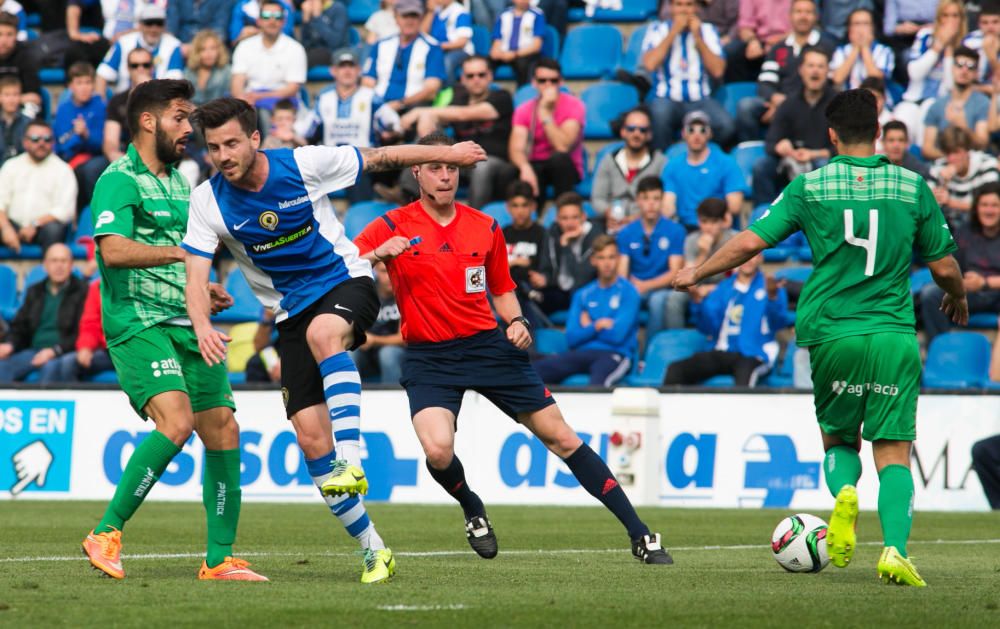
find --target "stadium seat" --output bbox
[617,24,649,74]
[581,82,638,140]
[774,266,813,284]
[343,201,393,240]
[561,374,591,386]
[472,24,491,56]
[750,204,805,263]
[731,141,765,191]
[627,329,708,386]
[559,25,622,80]
[968,312,999,328]
[909,267,932,294]
[495,26,560,80]
[348,0,379,24]
[535,328,568,355]
[0,265,17,320]
[87,370,119,384]
[39,86,51,122]
[213,267,263,324]
[39,68,65,85]
[923,332,992,388]
[761,339,798,388]
[307,66,333,82]
[713,82,756,120]
[229,372,248,385]
[588,0,658,22]
[480,201,512,228]
[548,310,569,325]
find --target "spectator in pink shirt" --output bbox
[508,58,585,209]
[725,0,793,82]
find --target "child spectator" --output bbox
[531,192,602,315]
[489,0,545,86]
[54,62,107,212]
[261,98,307,148]
[0,75,29,167]
[426,0,475,82]
[503,180,546,326]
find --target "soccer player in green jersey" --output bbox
[80,79,267,582]
[674,89,969,587]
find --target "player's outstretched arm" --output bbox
[97,234,186,268]
[360,141,487,173]
[927,254,970,326]
[673,230,769,291]
[185,253,231,366]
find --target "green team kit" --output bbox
[749,154,956,443]
[91,144,233,417]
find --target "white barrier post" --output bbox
[607,387,661,506]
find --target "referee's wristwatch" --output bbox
[508,316,531,332]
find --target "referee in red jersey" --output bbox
[355,133,672,565]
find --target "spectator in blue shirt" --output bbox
[363,0,446,112]
[166,0,235,47]
[533,235,639,387]
[54,62,107,213]
[426,0,474,83]
[230,0,294,45]
[616,176,685,341]
[661,110,746,229]
[664,252,794,387]
[489,0,545,86]
[298,0,351,69]
[640,0,734,150]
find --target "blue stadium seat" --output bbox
[472,24,491,56]
[480,201,512,228]
[923,332,992,388]
[713,82,757,120]
[968,312,999,328]
[589,0,658,21]
[26,12,40,27]
[213,267,263,324]
[731,141,765,191]
[561,374,591,386]
[559,25,621,80]
[548,310,569,325]
[774,266,813,284]
[348,0,379,24]
[307,66,333,82]
[343,201,393,240]
[761,339,798,387]
[751,204,806,262]
[581,82,638,140]
[229,372,247,385]
[702,375,735,387]
[910,267,932,294]
[39,86,51,122]
[0,265,17,320]
[39,68,65,85]
[618,24,649,74]
[535,328,568,355]
[627,329,708,386]
[495,25,559,80]
[87,370,119,384]
[24,264,46,289]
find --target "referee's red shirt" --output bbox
[354,201,517,344]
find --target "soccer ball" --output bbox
[771,513,830,573]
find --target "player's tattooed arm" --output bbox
[360,141,488,173]
[97,234,186,268]
[360,147,407,172]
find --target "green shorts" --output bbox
[808,332,921,444]
[108,324,235,419]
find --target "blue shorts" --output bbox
[400,327,557,422]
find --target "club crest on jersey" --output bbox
[466,266,486,293]
[259,211,279,231]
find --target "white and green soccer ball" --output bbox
[771,513,830,573]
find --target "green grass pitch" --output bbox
[1,502,997,627]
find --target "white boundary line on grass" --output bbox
[3,538,999,564]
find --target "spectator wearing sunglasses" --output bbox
[922,45,991,161]
[229,0,294,45]
[102,47,155,163]
[591,107,665,233]
[96,5,185,95]
[661,110,746,230]
[0,120,77,253]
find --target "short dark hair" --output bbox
[190,96,257,137]
[882,120,908,139]
[533,57,562,78]
[416,131,454,146]
[972,181,1000,233]
[696,197,727,221]
[800,45,830,63]
[860,76,884,95]
[636,175,663,195]
[272,98,296,113]
[462,54,491,69]
[591,234,618,255]
[0,13,17,30]
[26,119,51,133]
[127,46,153,62]
[983,0,1000,17]
[555,191,585,212]
[67,61,96,82]
[126,79,195,138]
[0,75,21,91]
[955,45,979,64]
[506,180,535,201]
[938,125,973,153]
[825,88,878,145]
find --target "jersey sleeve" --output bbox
[296,145,363,197]
[97,43,121,83]
[532,11,547,38]
[354,214,394,256]
[914,178,959,262]
[91,171,138,240]
[748,177,804,246]
[486,222,517,295]
[425,42,447,81]
[181,185,221,259]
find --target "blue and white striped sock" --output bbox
[319,352,362,468]
[305,449,384,550]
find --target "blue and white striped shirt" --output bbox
[964,29,998,82]
[431,2,475,56]
[492,6,546,53]
[640,20,724,102]
[363,33,446,102]
[830,41,896,90]
[97,31,185,93]
[903,27,952,102]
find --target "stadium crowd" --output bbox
[0,0,997,389]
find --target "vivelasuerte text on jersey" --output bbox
[181,146,373,322]
[748,154,956,347]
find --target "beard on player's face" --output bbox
[153,119,188,164]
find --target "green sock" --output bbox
[878,464,915,557]
[823,445,862,497]
[203,449,242,568]
[96,430,180,534]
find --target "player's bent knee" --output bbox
[305,314,352,359]
[423,443,456,470]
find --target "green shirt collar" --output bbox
[126,143,175,176]
[829,154,890,168]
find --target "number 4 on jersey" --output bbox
[844,209,878,276]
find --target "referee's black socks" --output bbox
[563,443,650,541]
[426,456,486,520]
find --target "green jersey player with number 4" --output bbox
[673,89,969,587]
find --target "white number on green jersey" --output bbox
[843,209,878,276]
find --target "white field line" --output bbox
[377,605,470,612]
[3,538,999,564]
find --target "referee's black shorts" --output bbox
[400,327,556,422]
[276,276,379,418]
